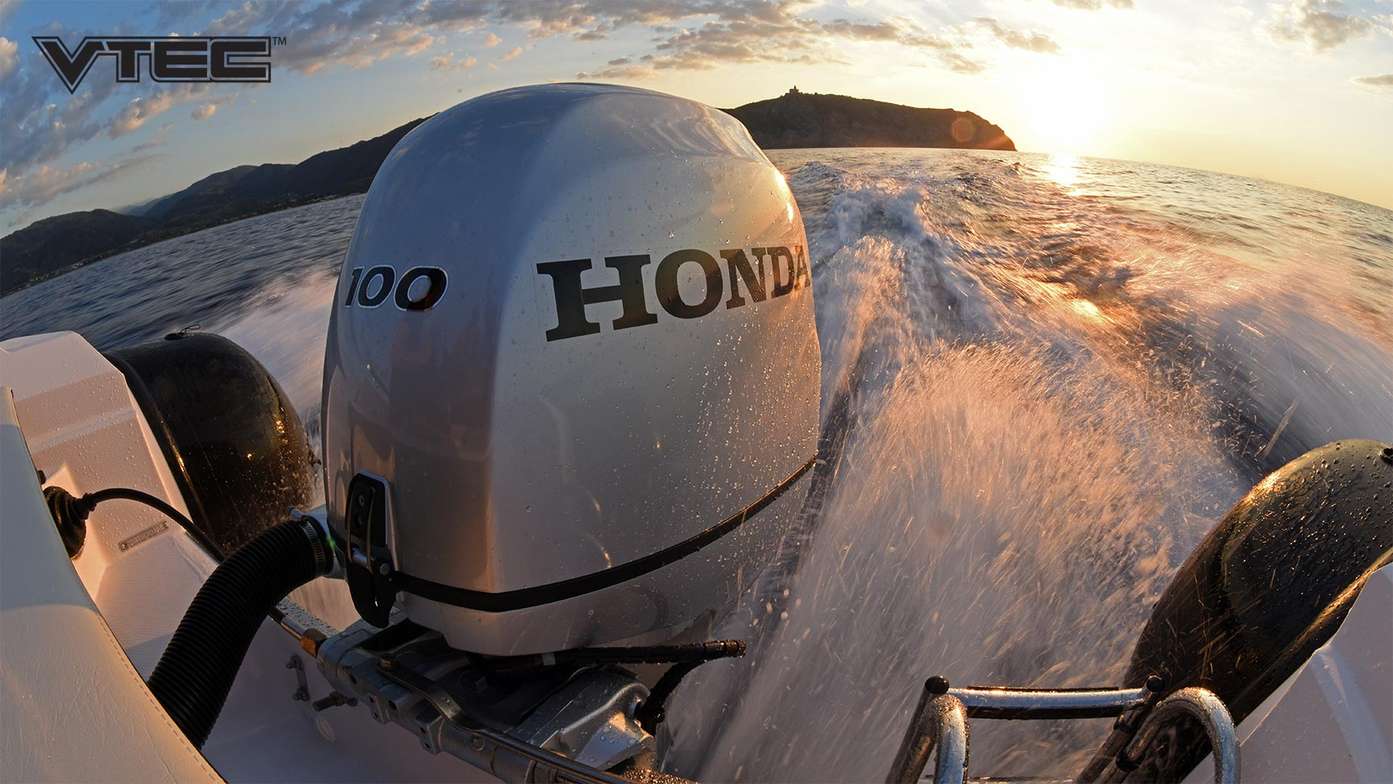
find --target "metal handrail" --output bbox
[888,676,1239,784]
[950,684,1153,720]
[1093,687,1239,784]
[886,678,968,784]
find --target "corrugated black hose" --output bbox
[146,515,334,747]
[45,484,335,747]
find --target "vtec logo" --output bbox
[33,36,283,93]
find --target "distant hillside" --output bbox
[1,89,1015,295]
[1,117,428,295]
[141,165,260,219]
[726,89,1014,151]
[0,210,154,294]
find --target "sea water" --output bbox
[4,149,1390,779]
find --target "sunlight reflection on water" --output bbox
[1043,152,1081,189]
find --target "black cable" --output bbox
[482,639,747,672]
[82,486,198,531]
[634,660,705,733]
[43,484,224,560]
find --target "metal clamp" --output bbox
[343,473,398,626]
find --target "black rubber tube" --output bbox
[146,517,333,748]
[83,486,224,559]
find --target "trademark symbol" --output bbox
[271,36,288,47]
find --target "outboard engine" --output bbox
[321,83,820,657]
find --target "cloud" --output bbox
[110,93,180,137]
[110,83,237,133]
[2,73,117,189]
[151,0,222,28]
[0,0,1031,222]
[207,0,442,74]
[196,1,1016,86]
[578,18,829,78]
[292,26,436,75]
[132,122,174,153]
[976,18,1060,53]
[0,154,159,216]
[578,9,998,79]
[430,51,478,70]
[818,19,904,42]
[2,37,223,185]
[1051,0,1133,8]
[939,52,985,75]
[1353,73,1393,89]
[0,36,17,79]
[1271,0,1374,51]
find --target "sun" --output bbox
[1021,59,1107,155]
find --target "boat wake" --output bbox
[662,153,1393,780]
[3,149,1390,780]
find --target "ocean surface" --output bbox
[3,149,1391,780]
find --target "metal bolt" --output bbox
[377,562,392,576]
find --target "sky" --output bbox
[1,0,1391,235]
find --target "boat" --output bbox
[2,84,1390,784]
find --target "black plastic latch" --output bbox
[345,473,398,626]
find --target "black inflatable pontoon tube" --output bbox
[146,516,334,748]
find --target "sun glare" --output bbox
[1044,153,1081,188]
[1022,60,1107,155]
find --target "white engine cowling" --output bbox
[321,83,820,655]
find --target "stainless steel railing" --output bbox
[887,676,1239,784]
[1091,688,1240,784]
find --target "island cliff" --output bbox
[726,88,1015,151]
